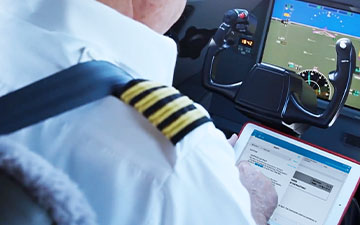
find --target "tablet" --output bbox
[234,123,360,225]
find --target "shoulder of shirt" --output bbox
[83,94,234,179]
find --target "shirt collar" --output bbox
[3,0,178,85]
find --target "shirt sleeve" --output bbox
[159,121,257,225]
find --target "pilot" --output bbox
[0,0,277,225]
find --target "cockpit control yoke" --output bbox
[203,9,356,134]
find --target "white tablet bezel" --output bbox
[234,122,360,225]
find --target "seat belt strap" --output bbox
[0,61,210,145]
[0,61,132,135]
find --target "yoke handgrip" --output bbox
[202,9,254,99]
[284,38,356,128]
[202,40,242,99]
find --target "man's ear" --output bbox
[97,0,134,18]
[132,0,186,34]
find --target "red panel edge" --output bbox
[238,122,360,225]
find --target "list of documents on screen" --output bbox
[237,130,351,225]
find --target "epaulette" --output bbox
[118,79,211,145]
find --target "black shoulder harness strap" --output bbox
[0,61,210,145]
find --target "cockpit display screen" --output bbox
[262,0,360,110]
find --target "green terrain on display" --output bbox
[262,18,360,109]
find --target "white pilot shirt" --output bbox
[0,0,256,225]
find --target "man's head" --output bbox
[98,0,186,34]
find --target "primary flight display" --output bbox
[262,0,360,110]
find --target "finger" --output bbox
[227,133,238,147]
[237,161,278,224]
[237,160,257,177]
[238,161,260,188]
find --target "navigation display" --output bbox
[262,0,360,110]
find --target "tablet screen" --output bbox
[235,124,359,225]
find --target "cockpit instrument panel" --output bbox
[261,0,360,110]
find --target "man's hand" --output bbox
[237,161,278,225]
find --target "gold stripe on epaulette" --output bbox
[148,96,193,126]
[134,87,179,113]
[119,79,211,145]
[162,109,205,139]
[121,81,163,103]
